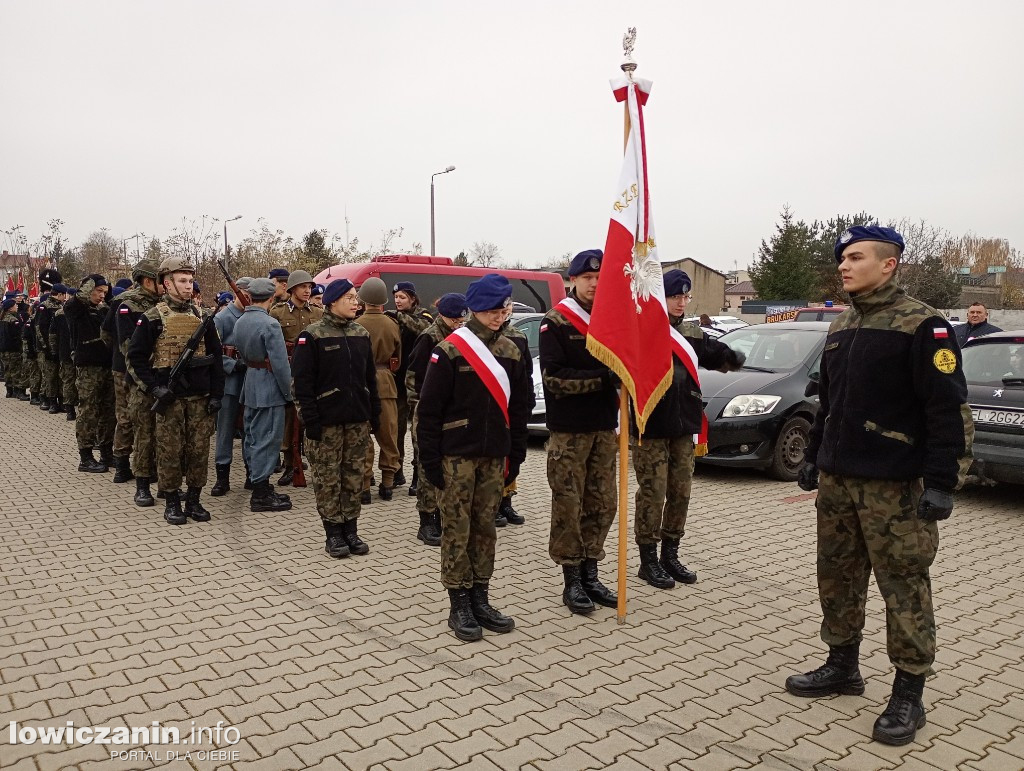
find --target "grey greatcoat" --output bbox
[213,303,246,467]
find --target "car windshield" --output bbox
[963,341,1024,386]
[512,316,542,357]
[719,327,823,371]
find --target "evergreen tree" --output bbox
[749,207,818,301]
[808,211,876,301]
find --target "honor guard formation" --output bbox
[0,226,974,747]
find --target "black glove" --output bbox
[918,488,953,521]
[151,385,176,410]
[797,462,819,491]
[206,397,221,415]
[424,464,445,490]
[724,348,746,371]
[234,360,247,374]
[505,461,520,485]
[305,422,323,441]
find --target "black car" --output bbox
[961,330,1024,485]
[696,321,829,481]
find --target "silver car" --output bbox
[509,313,547,435]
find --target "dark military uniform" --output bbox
[0,304,24,398]
[22,308,41,401]
[292,310,380,556]
[65,283,115,463]
[356,308,402,492]
[36,294,64,407]
[393,306,434,475]
[270,298,322,482]
[118,286,163,491]
[103,288,137,475]
[50,307,77,414]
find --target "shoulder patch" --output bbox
[933,326,949,339]
[933,348,957,374]
[430,352,439,363]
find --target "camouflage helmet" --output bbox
[131,259,160,282]
[157,256,195,281]
[286,270,315,293]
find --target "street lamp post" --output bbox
[430,166,456,257]
[122,235,138,276]
[223,215,242,270]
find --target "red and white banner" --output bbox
[446,326,510,426]
[554,297,591,336]
[669,326,709,455]
[586,76,672,434]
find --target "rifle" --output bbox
[217,258,251,307]
[151,297,230,415]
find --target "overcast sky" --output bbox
[2,1,1022,274]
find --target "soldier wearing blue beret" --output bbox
[268,268,290,306]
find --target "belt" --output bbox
[246,358,274,372]
[223,345,240,359]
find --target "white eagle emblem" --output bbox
[623,246,662,313]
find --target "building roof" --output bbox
[726,280,755,295]
[660,257,728,280]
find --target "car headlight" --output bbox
[722,395,781,417]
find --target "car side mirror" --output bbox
[804,370,820,397]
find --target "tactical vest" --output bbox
[152,302,205,368]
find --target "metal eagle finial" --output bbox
[621,27,638,77]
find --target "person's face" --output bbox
[310,296,322,308]
[274,278,288,299]
[441,314,465,329]
[165,272,194,301]
[394,291,414,312]
[89,285,106,304]
[967,305,988,325]
[665,293,691,319]
[474,308,505,331]
[838,242,895,295]
[234,290,249,309]
[571,271,600,303]
[329,288,360,319]
[291,283,312,304]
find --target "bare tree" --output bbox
[470,240,502,268]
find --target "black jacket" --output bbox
[22,316,38,357]
[102,293,130,373]
[291,311,381,433]
[407,316,458,398]
[806,281,972,493]
[64,294,112,367]
[52,311,73,363]
[416,317,531,473]
[954,320,1001,347]
[0,312,22,353]
[35,297,63,361]
[539,292,618,433]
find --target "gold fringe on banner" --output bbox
[585,335,673,437]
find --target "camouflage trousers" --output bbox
[632,436,694,545]
[128,384,157,477]
[60,362,78,406]
[21,354,39,393]
[154,395,215,492]
[39,355,59,399]
[439,455,503,589]
[816,472,938,676]
[411,403,438,514]
[112,372,134,458]
[76,366,114,450]
[0,353,20,388]
[364,397,399,488]
[547,430,617,566]
[308,422,371,524]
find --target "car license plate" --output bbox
[971,407,1024,427]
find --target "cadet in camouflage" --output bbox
[391,280,434,484]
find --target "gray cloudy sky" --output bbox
[3,0,1022,274]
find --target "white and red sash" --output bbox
[669,326,708,456]
[553,297,590,336]
[446,326,510,426]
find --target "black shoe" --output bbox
[408,482,418,496]
[360,490,372,505]
[785,644,865,697]
[211,464,231,496]
[660,538,697,584]
[277,466,294,486]
[408,468,418,496]
[66,406,77,420]
[250,480,293,512]
[638,543,675,589]
[98,443,114,470]
[184,487,212,522]
[343,519,369,555]
[49,398,63,414]
[394,470,406,487]
[78,449,107,473]
[4,385,13,398]
[378,484,393,501]
[29,393,40,406]
[19,389,31,401]
[499,494,524,525]
[580,558,617,608]
[134,476,155,507]
[163,490,187,525]
[370,474,376,486]
[495,510,507,528]
[448,588,483,642]
[561,564,596,615]
[470,584,515,633]
[39,397,51,410]
[112,455,134,483]
[323,521,350,558]
[417,510,441,546]
[872,670,927,746]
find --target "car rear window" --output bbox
[793,311,821,321]
[719,327,825,371]
[963,341,1024,386]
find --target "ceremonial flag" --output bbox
[16,269,24,292]
[585,75,672,434]
[5,273,13,293]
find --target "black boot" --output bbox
[660,538,697,584]
[66,406,76,420]
[785,644,865,697]
[184,487,212,522]
[580,558,617,608]
[39,396,51,410]
[872,670,927,746]
[29,392,40,406]
[343,519,369,555]
[494,508,507,528]
[447,588,483,642]
[378,483,393,501]
[49,397,63,414]
[408,467,418,496]
[470,583,515,632]
[98,443,114,470]
[210,464,231,496]
[112,455,134,483]
[499,494,524,525]
[323,521,350,558]
[249,480,292,512]
[417,510,441,546]
[561,564,596,615]
[360,489,372,505]
[394,469,406,487]
[134,476,155,507]
[277,466,294,486]
[638,543,675,589]
[18,388,30,401]
[4,384,13,398]
[78,448,107,473]
[163,490,187,525]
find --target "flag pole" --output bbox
[616,29,638,625]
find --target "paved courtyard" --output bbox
[1,397,1022,771]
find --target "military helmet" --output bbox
[157,256,195,281]
[39,268,63,291]
[286,270,315,293]
[132,259,160,282]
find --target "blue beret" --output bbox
[466,273,513,312]
[115,278,133,290]
[567,249,603,277]
[192,281,201,294]
[2,299,15,311]
[323,279,355,307]
[663,270,692,297]
[51,284,69,294]
[392,281,417,295]
[268,268,289,279]
[4,291,15,299]
[216,291,234,305]
[312,283,325,296]
[84,274,109,288]
[112,286,126,297]
[437,293,468,319]
[834,225,905,263]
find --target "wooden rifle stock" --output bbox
[217,259,251,308]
